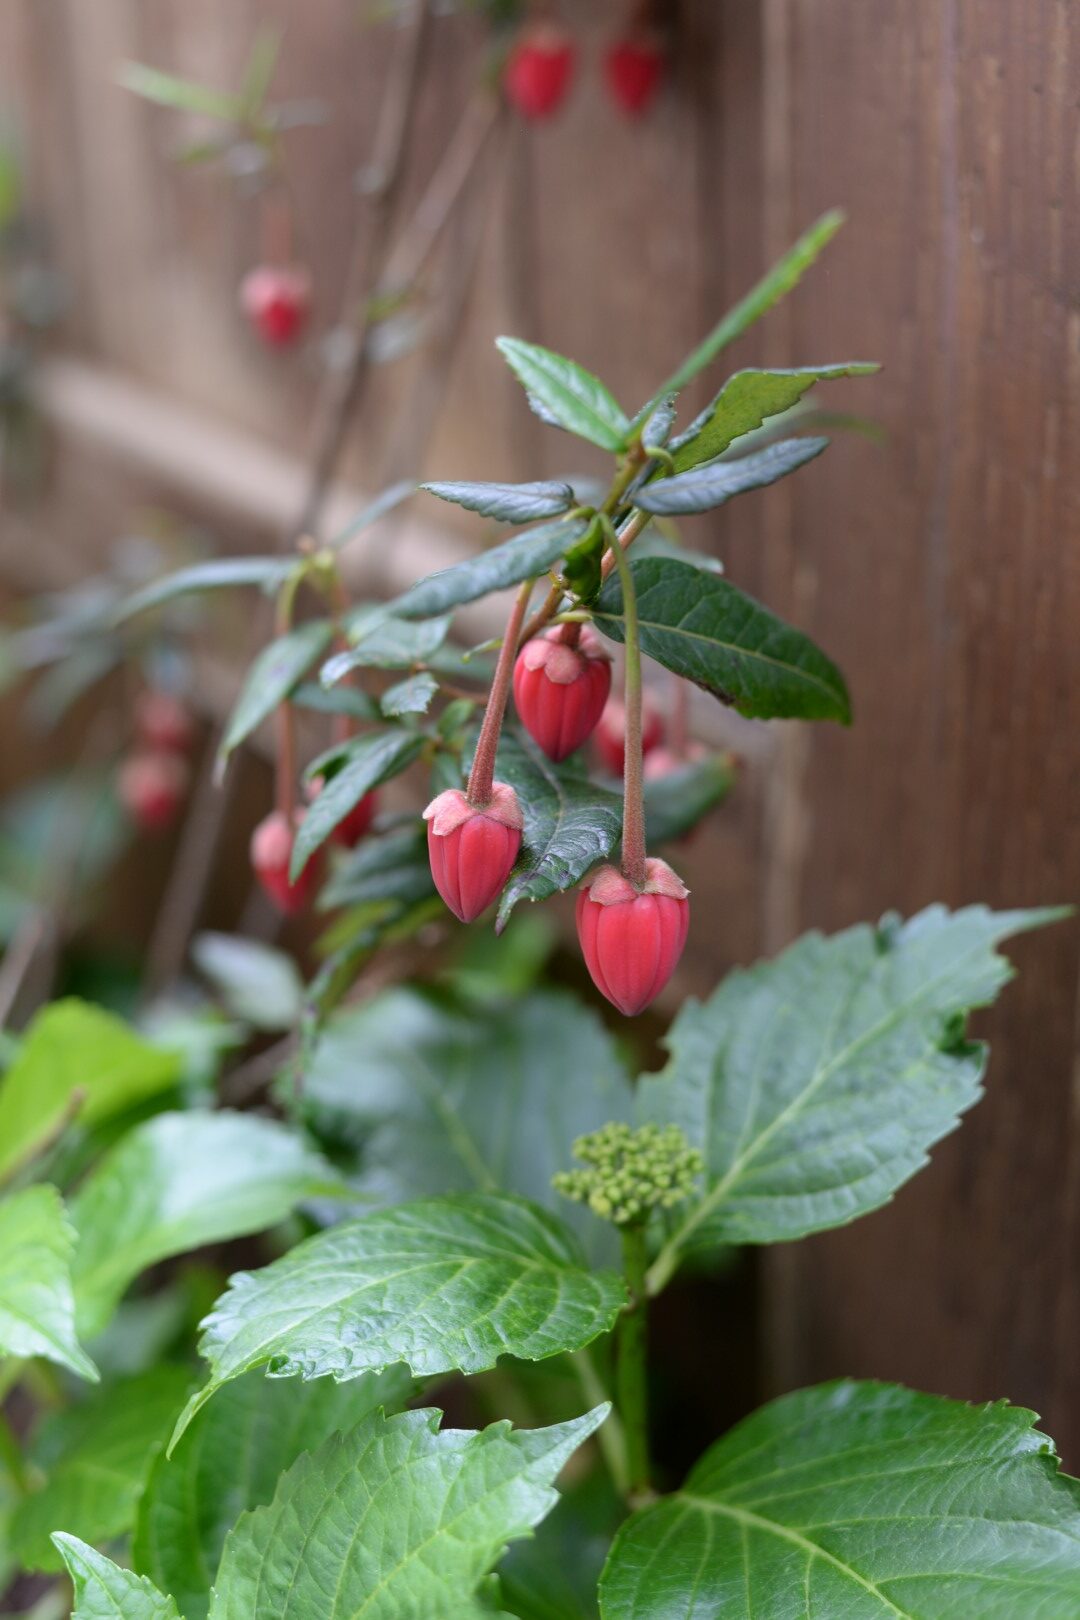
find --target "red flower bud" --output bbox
[423,783,523,923]
[305,776,377,850]
[134,690,194,755]
[250,810,320,915]
[513,627,612,762]
[504,28,576,121]
[239,266,311,347]
[576,858,689,1016]
[117,751,189,832]
[604,34,666,119]
[594,691,665,776]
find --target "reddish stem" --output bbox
[558,620,583,647]
[467,580,533,806]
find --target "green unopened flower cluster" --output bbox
[552,1122,703,1226]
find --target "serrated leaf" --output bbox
[594,558,850,724]
[117,60,241,121]
[642,906,1065,1284]
[53,1535,181,1620]
[318,820,435,913]
[381,671,439,717]
[0,999,180,1183]
[671,366,877,473]
[497,338,631,453]
[500,1471,625,1620]
[111,557,294,625]
[600,1380,1080,1619]
[491,731,623,929]
[171,1193,626,1448]
[643,754,736,846]
[299,985,631,1259]
[210,1404,609,1620]
[190,933,304,1032]
[638,436,829,515]
[70,1111,341,1336]
[392,519,588,621]
[423,480,576,524]
[217,620,332,769]
[12,1366,191,1571]
[325,607,451,677]
[291,730,425,876]
[133,1368,413,1620]
[0,1186,97,1381]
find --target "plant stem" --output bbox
[558,619,582,647]
[466,580,533,806]
[617,1223,652,1500]
[274,581,301,821]
[609,536,647,886]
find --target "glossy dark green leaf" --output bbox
[111,557,294,625]
[643,754,736,846]
[291,730,424,877]
[600,1381,1080,1619]
[594,558,850,724]
[423,480,576,524]
[171,1193,625,1447]
[116,60,241,120]
[133,1367,413,1620]
[381,671,439,717]
[637,437,829,515]
[497,338,631,452]
[53,1535,181,1620]
[217,620,332,770]
[324,608,451,677]
[641,906,1065,1287]
[671,365,877,472]
[0,1186,97,1381]
[392,519,588,620]
[209,1405,609,1620]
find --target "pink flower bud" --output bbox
[423,783,523,923]
[134,690,194,755]
[643,742,707,780]
[594,691,665,777]
[576,858,689,1016]
[239,266,311,348]
[604,34,666,119]
[117,751,189,832]
[305,776,377,850]
[512,627,612,762]
[504,28,576,121]
[250,810,319,916]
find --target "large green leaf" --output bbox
[671,365,878,473]
[290,729,425,877]
[641,906,1063,1288]
[599,1381,1080,1619]
[53,1535,181,1620]
[593,558,850,724]
[0,1186,96,1381]
[0,999,180,1182]
[392,519,588,620]
[12,1366,190,1571]
[498,1470,625,1620]
[491,730,623,930]
[111,557,294,626]
[134,1368,413,1620]
[217,620,333,770]
[637,436,828,514]
[171,1193,625,1448]
[70,1111,342,1336]
[497,338,631,452]
[190,933,304,1032]
[327,606,451,676]
[299,986,632,1256]
[423,480,576,524]
[210,1404,609,1620]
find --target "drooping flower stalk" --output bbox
[467,580,534,806]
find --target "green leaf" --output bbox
[190,933,304,1032]
[381,671,439,717]
[492,730,623,930]
[171,1193,626,1448]
[656,210,847,397]
[638,436,829,515]
[299,986,632,1257]
[239,25,281,117]
[643,754,736,846]
[640,394,678,450]
[116,60,241,121]
[217,620,332,769]
[209,1404,609,1620]
[500,1471,626,1620]
[599,1380,1080,1619]
[671,366,878,473]
[0,1186,97,1381]
[318,820,435,913]
[497,338,631,453]
[593,558,850,724]
[70,1111,341,1337]
[392,519,588,620]
[327,479,417,551]
[291,681,381,722]
[12,1367,190,1571]
[423,480,576,524]
[111,557,294,626]
[53,1534,181,1620]
[0,999,180,1183]
[642,906,1065,1284]
[290,730,425,877]
[325,607,451,677]
[134,1368,413,1620]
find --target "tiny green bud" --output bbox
[552,1120,702,1227]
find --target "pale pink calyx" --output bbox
[423,782,523,837]
[581,857,689,905]
[520,627,611,686]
